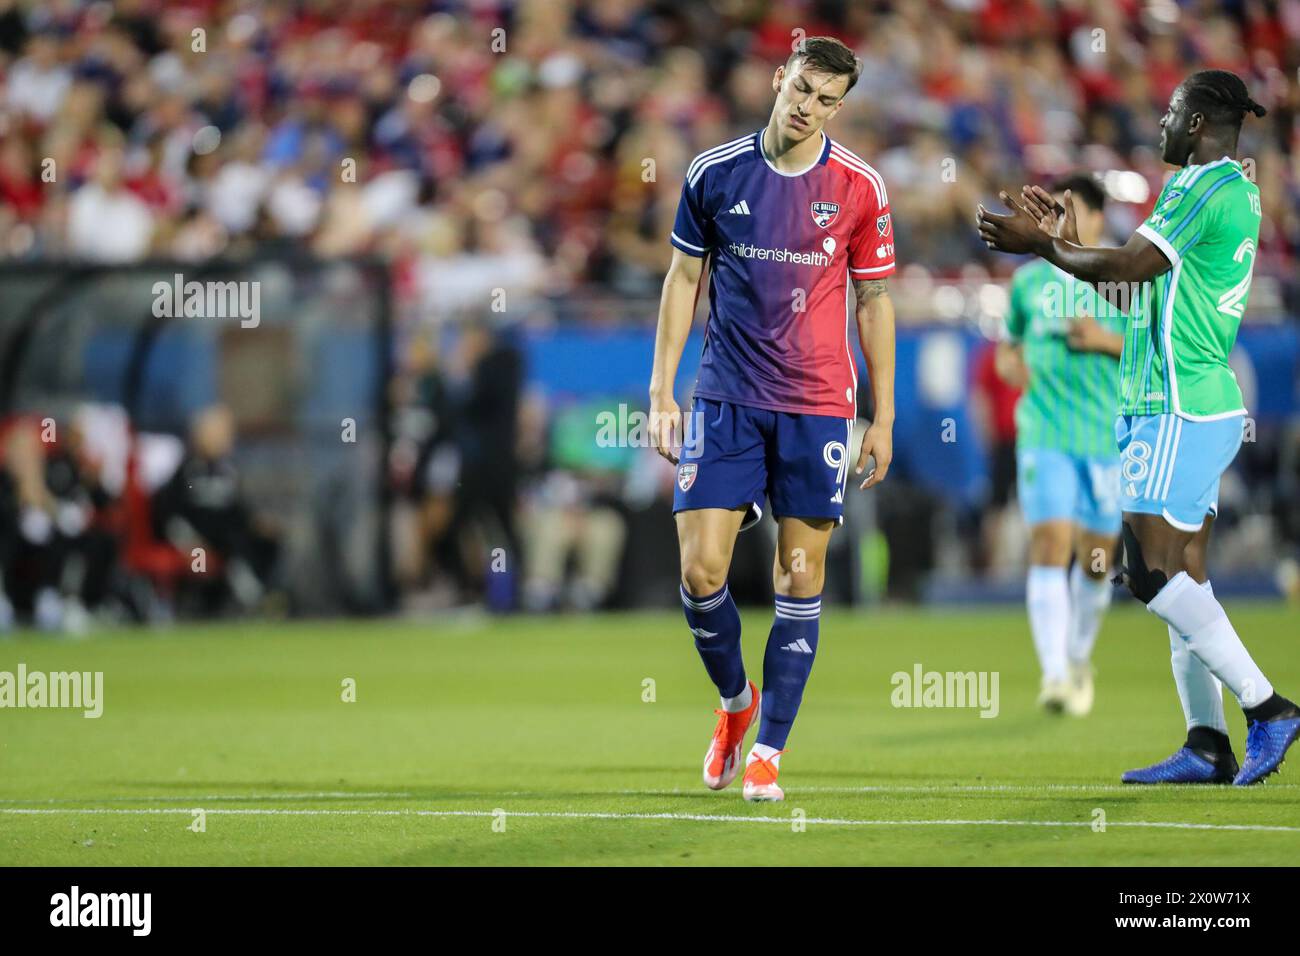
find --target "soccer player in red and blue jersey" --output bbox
[648,37,896,802]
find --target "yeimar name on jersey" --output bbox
[1124,156,1261,420]
[670,130,895,418]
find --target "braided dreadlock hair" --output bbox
[1182,70,1268,128]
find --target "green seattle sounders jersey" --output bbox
[1122,157,1260,419]
[1005,259,1125,458]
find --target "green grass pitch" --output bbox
[2,602,1298,866]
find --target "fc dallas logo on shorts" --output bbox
[678,463,698,491]
[811,201,840,228]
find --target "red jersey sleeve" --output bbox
[848,178,895,280]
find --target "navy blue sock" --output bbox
[757,593,821,749]
[681,584,746,699]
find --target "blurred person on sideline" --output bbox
[518,394,629,612]
[440,321,523,609]
[0,419,115,635]
[970,334,1023,576]
[151,405,280,614]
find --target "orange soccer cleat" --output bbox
[742,748,786,802]
[702,681,761,790]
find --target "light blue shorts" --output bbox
[1115,413,1244,532]
[1016,447,1121,535]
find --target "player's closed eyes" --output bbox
[793,80,836,105]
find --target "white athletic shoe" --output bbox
[1065,661,1094,717]
[1037,677,1069,715]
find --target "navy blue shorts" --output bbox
[673,398,854,531]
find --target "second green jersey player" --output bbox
[978,69,1300,787]
[997,174,1125,717]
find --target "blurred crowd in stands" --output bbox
[2,0,1296,302]
[2,0,1300,627]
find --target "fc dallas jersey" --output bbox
[670,129,895,418]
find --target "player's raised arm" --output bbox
[649,248,705,465]
[853,277,894,488]
[977,189,1172,285]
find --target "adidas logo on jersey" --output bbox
[781,638,814,654]
[726,200,751,215]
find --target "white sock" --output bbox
[1148,572,1273,709]
[1067,563,1112,665]
[1026,565,1070,682]
[722,682,753,714]
[1168,581,1227,733]
[748,742,781,769]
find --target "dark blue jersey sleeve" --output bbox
[669,171,713,257]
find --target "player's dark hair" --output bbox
[788,36,862,95]
[1049,172,1106,213]
[1182,70,1267,129]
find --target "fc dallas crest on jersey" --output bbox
[677,463,698,491]
[810,201,840,228]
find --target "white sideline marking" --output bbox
[3,783,1295,805]
[2,807,1298,832]
[0,792,411,805]
[617,784,1300,795]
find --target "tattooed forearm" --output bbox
[854,278,888,300]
